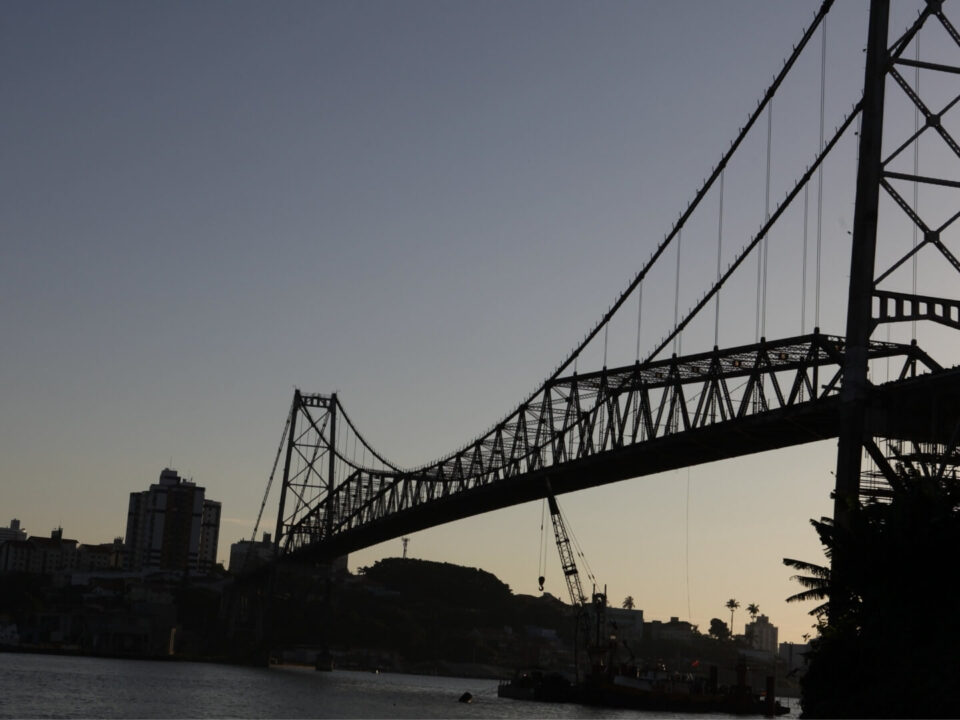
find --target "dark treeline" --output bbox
[785,468,960,718]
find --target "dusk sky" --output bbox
[3,1,955,644]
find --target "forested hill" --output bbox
[316,558,575,674]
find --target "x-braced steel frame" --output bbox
[837,0,960,520]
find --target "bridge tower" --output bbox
[835,0,890,526]
[275,391,339,554]
[273,390,400,557]
[838,0,960,521]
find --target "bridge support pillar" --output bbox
[835,0,889,529]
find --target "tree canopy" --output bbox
[785,465,960,718]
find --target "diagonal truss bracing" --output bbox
[276,333,938,558]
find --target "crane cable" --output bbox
[537,499,547,591]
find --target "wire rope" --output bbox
[538,499,547,587]
[249,405,293,547]
[674,230,683,355]
[802,183,809,336]
[385,0,835,479]
[715,171,725,348]
[561,505,597,586]
[685,468,692,620]
[646,100,861,363]
[523,0,834,390]
[762,102,773,340]
[815,15,827,329]
[603,324,609,368]
[635,280,644,361]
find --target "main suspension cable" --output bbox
[647,99,862,363]
[539,0,835,383]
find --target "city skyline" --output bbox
[3,0,952,644]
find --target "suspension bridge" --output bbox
[253,0,960,569]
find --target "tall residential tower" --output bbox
[124,468,221,573]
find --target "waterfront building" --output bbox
[745,614,779,654]
[0,539,36,573]
[0,519,26,543]
[606,606,644,643]
[779,641,810,672]
[0,527,78,575]
[124,468,221,573]
[228,532,275,574]
[77,537,126,571]
[645,616,696,644]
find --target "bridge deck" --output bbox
[296,365,960,561]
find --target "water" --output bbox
[0,653,800,718]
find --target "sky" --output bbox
[3,0,957,645]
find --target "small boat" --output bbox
[497,669,576,703]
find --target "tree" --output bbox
[746,602,760,620]
[724,598,739,634]
[782,550,831,618]
[707,618,730,641]
[622,595,635,610]
[784,466,960,717]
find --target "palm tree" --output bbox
[622,595,635,610]
[725,598,740,634]
[782,554,831,618]
[747,603,760,620]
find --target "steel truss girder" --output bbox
[292,334,934,555]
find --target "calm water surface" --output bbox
[0,653,799,719]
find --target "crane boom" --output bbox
[543,484,613,679]
[547,492,587,609]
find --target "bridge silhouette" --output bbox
[256,0,960,566]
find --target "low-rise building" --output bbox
[745,614,779,654]
[77,538,126,571]
[646,616,696,644]
[229,532,275,574]
[0,539,37,574]
[779,641,810,672]
[0,527,78,575]
[0,519,26,543]
[606,606,644,643]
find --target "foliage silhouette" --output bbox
[724,598,739,634]
[785,466,960,718]
[708,617,730,641]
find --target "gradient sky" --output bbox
[3,0,956,644]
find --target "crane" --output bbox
[540,481,612,679]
